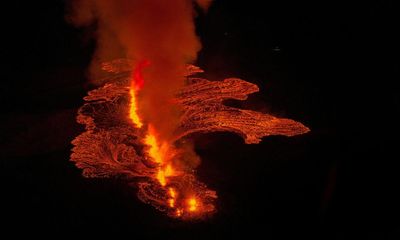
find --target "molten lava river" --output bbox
[71,59,310,219]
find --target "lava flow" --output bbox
[71,59,310,219]
[68,0,309,220]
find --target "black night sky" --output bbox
[1,0,399,238]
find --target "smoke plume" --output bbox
[67,0,209,141]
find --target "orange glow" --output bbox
[111,55,230,219]
[153,161,175,187]
[128,60,177,188]
[144,131,163,164]
[145,125,176,186]
[168,199,175,208]
[156,165,175,186]
[187,197,198,212]
[132,60,151,90]
[176,209,183,217]
[165,164,174,176]
[156,171,166,186]
[128,60,177,187]
[128,60,150,128]
[169,188,176,198]
[168,187,177,208]
[129,88,143,128]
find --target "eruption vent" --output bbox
[71,59,310,219]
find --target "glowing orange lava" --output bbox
[168,188,176,208]
[187,197,198,212]
[129,61,176,188]
[176,209,183,217]
[144,125,176,186]
[128,60,150,128]
[129,88,143,128]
